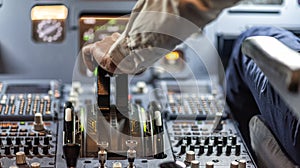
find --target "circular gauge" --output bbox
[36,19,63,42]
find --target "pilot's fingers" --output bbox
[92,39,114,66]
[99,55,117,74]
[81,39,112,72]
[82,44,96,72]
[82,32,121,73]
[92,33,121,71]
[111,32,121,41]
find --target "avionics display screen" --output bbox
[79,15,129,48]
[241,0,283,5]
[6,84,50,94]
[167,83,211,94]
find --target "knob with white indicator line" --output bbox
[230,161,239,168]
[206,161,214,168]
[191,160,199,168]
[185,151,195,163]
[31,162,41,168]
[238,159,246,168]
[33,113,45,131]
[16,152,26,165]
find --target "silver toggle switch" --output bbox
[126,140,138,168]
[98,141,109,168]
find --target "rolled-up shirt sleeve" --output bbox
[108,0,240,74]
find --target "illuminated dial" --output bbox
[36,19,63,42]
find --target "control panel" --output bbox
[167,120,254,167]
[0,80,60,121]
[0,121,57,167]
[0,80,60,168]
[0,78,256,168]
[155,80,226,120]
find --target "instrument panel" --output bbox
[0,4,262,168]
[79,15,129,48]
[0,79,257,168]
[31,5,68,43]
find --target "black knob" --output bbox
[204,137,209,145]
[207,144,213,155]
[217,137,223,145]
[63,143,81,168]
[44,136,50,145]
[4,145,11,155]
[15,137,21,146]
[198,144,204,156]
[217,144,222,155]
[42,145,49,155]
[6,137,12,145]
[0,138,3,146]
[34,137,40,145]
[226,144,232,156]
[231,135,237,145]
[179,143,186,155]
[235,144,241,156]
[213,136,218,146]
[33,145,39,155]
[25,139,32,149]
[176,138,184,147]
[223,136,227,146]
[195,137,201,145]
[186,137,192,146]
[189,144,195,151]
[13,146,19,154]
[24,145,30,155]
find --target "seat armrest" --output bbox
[242,36,300,119]
[242,36,300,92]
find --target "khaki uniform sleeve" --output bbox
[109,0,240,74]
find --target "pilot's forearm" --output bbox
[109,0,240,74]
